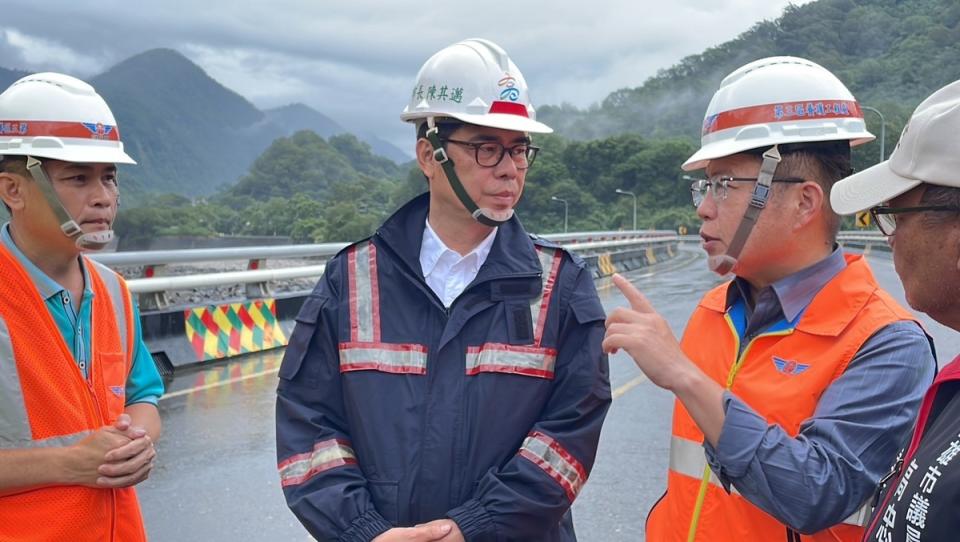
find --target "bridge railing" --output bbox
[91,230,678,310]
[91,229,886,311]
[120,229,886,371]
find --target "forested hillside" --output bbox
[540,0,960,150]
[15,0,959,243]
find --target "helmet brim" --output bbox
[682,132,874,171]
[402,111,553,134]
[1,139,136,165]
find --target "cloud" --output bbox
[0,0,812,152]
[0,29,110,76]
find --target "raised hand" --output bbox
[603,274,691,390]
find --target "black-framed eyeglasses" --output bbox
[870,204,960,235]
[688,175,806,208]
[442,138,540,169]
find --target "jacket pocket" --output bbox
[570,295,606,325]
[367,479,400,525]
[278,296,327,382]
[97,351,127,420]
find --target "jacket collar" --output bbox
[375,193,542,282]
[700,254,880,337]
[934,354,960,385]
[725,247,847,323]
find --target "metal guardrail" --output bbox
[102,231,676,309]
[91,243,349,267]
[100,230,889,310]
[91,231,674,268]
[126,265,327,293]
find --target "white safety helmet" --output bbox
[682,56,874,171]
[401,38,552,134]
[0,72,135,164]
[0,73,133,251]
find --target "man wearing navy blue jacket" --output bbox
[275,39,611,542]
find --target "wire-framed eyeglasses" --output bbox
[688,176,806,208]
[442,138,540,169]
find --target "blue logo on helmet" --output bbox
[82,122,114,140]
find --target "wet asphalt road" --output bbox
[138,245,959,541]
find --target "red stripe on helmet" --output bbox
[0,120,121,141]
[702,100,863,136]
[488,101,529,118]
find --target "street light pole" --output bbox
[551,196,568,233]
[615,189,637,231]
[862,105,886,162]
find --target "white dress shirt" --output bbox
[419,219,497,308]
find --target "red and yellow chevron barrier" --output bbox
[184,299,287,361]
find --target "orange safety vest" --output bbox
[0,243,146,542]
[647,255,916,542]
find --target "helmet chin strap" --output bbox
[423,117,512,227]
[709,145,782,276]
[25,156,115,251]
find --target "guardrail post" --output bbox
[138,264,171,311]
[245,258,274,298]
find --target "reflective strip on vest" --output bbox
[466,247,563,377]
[518,430,587,502]
[0,314,31,447]
[0,261,133,450]
[278,438,357,487]
[670,435,737,494]
[340,242,428,374]
[339,342,428,374]
[669,435,872,527]
[0,314,97,449]
[88,259,130,363]
[465,343,557,379]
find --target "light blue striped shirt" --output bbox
[1,223,163,405]
[703,248,936,532]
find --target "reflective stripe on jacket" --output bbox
[276,193,611,541]
[647,254,915,542]
[0,244,145,542]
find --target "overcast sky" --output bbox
[0,0,811,154]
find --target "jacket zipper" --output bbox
[687,315,794,542]
[373,235,543,520]
[80,295,119,542]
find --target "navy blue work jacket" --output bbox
[276,194,611,541]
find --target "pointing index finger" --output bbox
[612,273,655,313]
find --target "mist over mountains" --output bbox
[0,49,409,200]
[539,0,960,145]
[1,0,958,225]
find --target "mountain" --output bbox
[263,104,411,164]
[358,132,413,164]
[92,49,266,197]
[263,103,344,138]
[0,49,407,200]
[540,0,960,146]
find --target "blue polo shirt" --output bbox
[1,224,163,405]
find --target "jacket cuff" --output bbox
[340,509,391,542]
[447,498,494,540]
